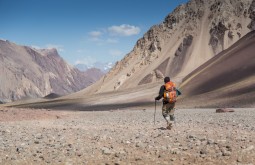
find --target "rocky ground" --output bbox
[0,106,255,165]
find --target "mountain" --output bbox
[94,62,114,73]
[0,40,98,102]
[81,0,255,95]
[75,64,89,71]
[4,0,255,109]
[75,62,113,73]
[83,68,105,82]
[8,29,255,109]
[179,30,255,107]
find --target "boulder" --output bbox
[216,108,235,113]
[155,70,164,79]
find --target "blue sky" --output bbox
[0,0,188,67]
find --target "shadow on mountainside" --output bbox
[10,100,156,111]
[43,93,62,99]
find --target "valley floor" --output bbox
[0,107,255,165]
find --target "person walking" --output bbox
[155,77,179,130]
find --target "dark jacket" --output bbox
[155,85,165,101]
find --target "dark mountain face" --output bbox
[179,31,255,107]
[0,40,98,102]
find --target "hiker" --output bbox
[155,77,180,130]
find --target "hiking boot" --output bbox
[166,123,172,130]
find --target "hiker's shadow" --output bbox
[157,127,167,130]
[155,127,176,131]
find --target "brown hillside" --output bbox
[179,30,255,107]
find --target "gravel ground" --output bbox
[0,107,255,165]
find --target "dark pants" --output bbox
[162,102,175,124]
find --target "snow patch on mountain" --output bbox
[75,62,113,73]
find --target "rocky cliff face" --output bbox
[0,40,97,102]
[86,0,254,94]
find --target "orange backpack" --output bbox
[163,82,177,103]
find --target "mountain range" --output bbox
[2,0,255,108]
[0,40,103,102]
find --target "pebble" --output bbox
[101,147,112,155]
[222,150,231,156]
[242,145,254,153]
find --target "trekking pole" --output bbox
[154,100,157,125]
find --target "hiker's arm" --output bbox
[155,85,164,100]
[177,89,182,96]
[173,83,182,96]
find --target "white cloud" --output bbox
[109,49,123,56]
[46,44,64,52]
[30,44,64,52]
[89,31,103,41]
[106,38,118,43]
[0,38,7,41]
[76,49,89,53]
[108,24,140,36]
[74,56,97,67]
[31,45,41,49]
[89,31,102,37]
[76,50,84,53]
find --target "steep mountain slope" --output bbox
[179,30,255,107]
[82,0,254,94]
[6,31,255,109]
[0,40,97,102]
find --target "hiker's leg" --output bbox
[170,114,175,121]
[166,103,175,130]
[162,104,170,125]
[169,103,176,123]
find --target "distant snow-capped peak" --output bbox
[75,62,113,73]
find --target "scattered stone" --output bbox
[216,108,235,113]
[170,158,177,161]
[39,155,44,160]
[207,139,215,145]
[222,150,231,156]
[242,145,254,153]
[76,152,82,157]
[200,148,208,155]
[35,133,43,139]
[101,147,112,155]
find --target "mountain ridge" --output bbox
[0,40,100,102]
